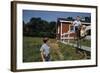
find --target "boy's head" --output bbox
[43,37,49,43]
[76,16,80,21]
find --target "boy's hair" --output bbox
[43,37,49,43]
[76,16,80,20]
[77,16,80,18]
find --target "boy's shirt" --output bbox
[73,20,81,27]
[40,44,50,57]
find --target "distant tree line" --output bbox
[23,17,56,38]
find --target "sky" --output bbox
[23,10,91,23]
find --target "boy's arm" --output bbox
[40,49,45,62]
[72,21,75,26]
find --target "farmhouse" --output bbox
[56,18,91,42]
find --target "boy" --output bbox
[40,37,50,62]
[73,16,81,33]
[72,16,82,53]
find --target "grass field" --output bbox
[23,37,91,62]
[70,39,91,47]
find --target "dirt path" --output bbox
[49,42,64,60]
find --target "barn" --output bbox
[56,18,91,43]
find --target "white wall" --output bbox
[0,0,99,73]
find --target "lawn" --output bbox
[23,37,91,62]
[69,39,91,47]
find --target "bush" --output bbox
[23,31,56,38]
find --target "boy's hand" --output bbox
[43,59,45,62]
[41,52,45,62]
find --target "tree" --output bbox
[67,17,74,21]
[23,17,56,38]
[85,17,91,23]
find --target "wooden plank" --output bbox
[61,37,74,40]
